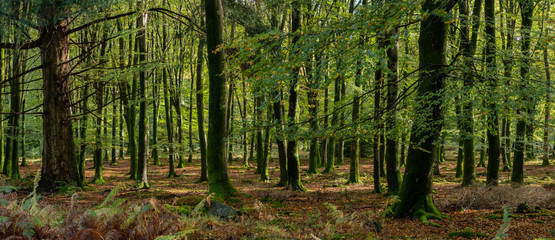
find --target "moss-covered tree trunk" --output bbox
[461,0,481,186]
[111,87,118,166]
[307,75,320,175]
[92,79,105,184]
[373,39,384,192]
[542,9,551,166]
[254,95,263,175]
[0,42,3,174]
[385,22,401,194]
[285,0,307,192]
[485,0,500,185]
[163,67,178,178]
[273,91,288,187]
[151,71,160,166]
[512,0,533,183]
[205,0,236,197]
[7,27,22,179]
[348,60,362,184]
[324,59,341,174]
[500,0,516,171]
[391,0,452,220]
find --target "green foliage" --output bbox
[493,206,512,240]
[0,185,18,193]
[448,227,488,238]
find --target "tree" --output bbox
[484,0,500,185]
[541,2,551,166]
[136,7,150,189]
[285,0,307,192]
[390,0,455,221]
[195,18,208,182]
[459,0,481,186]
[385,0,402,194]
[38,1,81,189]
[205,0,236,197]
[512,0,534,183]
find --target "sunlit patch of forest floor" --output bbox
[4,148,555,239]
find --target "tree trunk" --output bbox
[92,79,105,184]
[38,2,80,190]
[385,24,401,194]
[512,0,533,183]
[241,78,249,167]
[0,42,3,174]
[273,90,288,187]
[205,0,236,197]
[136,9,150,189]
[261,106,271,181]
[111,87,118,166]
[391,0,451,220]
[373,49,383,193]
[285,0,307,192]
[255,95,263,174]
[320,76,329,168]
[542,4,551,166]
[461,0,480,187]
[152,70,160,165]
[163,67,178,178]
[307,66,320,175]
[195,22,208,182]
[485,0,500,186]
[226,83,234,164]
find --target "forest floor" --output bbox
[3,148,555,239]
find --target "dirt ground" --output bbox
[6,148,555,239]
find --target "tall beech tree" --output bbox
[195,18,208,182]
[385,0,402,194]
[484,0,500,186]
[205,0,236,197]
[390,0,455,220]
[285,0,307,191]
[512,0,534,183]
[136,7,150,189]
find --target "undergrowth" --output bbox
[0,172,188,239]
[436,184,555,211]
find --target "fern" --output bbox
[122,205,142,229]
[191,193,215,217]
[493,205,511,240]
[0,185,18,193]
[16,218,35,239]
[97,186,122,209]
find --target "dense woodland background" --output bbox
[0,0,553,238]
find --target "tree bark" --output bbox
[195,21,208,182]
[136,9,150,189]
[385,23,401,194]
[38,2,80,190]
[542,4,551,166]
[460,0,478,186]
[273,90,288,187]
[512,0,533,183]
[285,0,307,192]
[485,0,500,185]
[391,0,452,220]
[205,0,236,197]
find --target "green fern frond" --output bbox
[493,205,511,240]
[97,186,122,209]
[122,205,142,229]
[191,193,215,217]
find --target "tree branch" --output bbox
[0,38,41,49]
[68,8,204,35]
